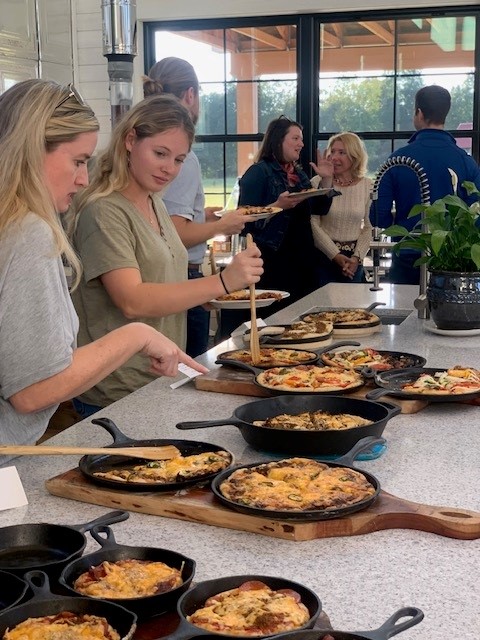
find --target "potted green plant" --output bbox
[383,179,480,330]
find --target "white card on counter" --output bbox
[170,362,205,389]
[0,466,28,511]
[230,319,267,337]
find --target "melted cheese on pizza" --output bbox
[253,410,373,431]
[279,320,333,340]
[256,365,363,392]
[93,450,231,484]
[222,348,316,367]
[322,348,418,371]
[73,559,183,599]
[3,612,120,640]
[303,309,380,326]
[220,458,376,511]
[401,366,480,395]
[187,581,310,636]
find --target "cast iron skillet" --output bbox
[0,509,128,579]
[170,574,322,640]
[217,347,321,368]
[243,323,334,348]
[59,525,196,620]
[0,571,29,613]
[210,437,384,522]
[320,347,426,372]
[189,607,424,640]
[176,395,400,456]
[0,571,137,640]
[215,342,365,396]
[265,608,424,640]
[79,417,234,492]
[365,367,480,402]
[300,302,385,330]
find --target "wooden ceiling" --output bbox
[179,17,474,72]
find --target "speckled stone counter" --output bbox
[1,284,480,639]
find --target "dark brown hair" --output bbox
[143,57,199,99]
[255,115,302,164]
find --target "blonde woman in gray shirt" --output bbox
[0,80,206,449]
[311,131,373,286]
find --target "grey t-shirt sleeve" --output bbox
[0,216,77,399]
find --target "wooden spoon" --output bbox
[246,233,261,365]
[0,444,181,461]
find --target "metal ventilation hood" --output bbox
[101,0,137,127]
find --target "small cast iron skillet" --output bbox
[243,324,334,348]
[217,347,320,368]
[59,525,196,620]
[210,437,384,522]
[176,395,400,457]
[319,348,426,372]
[0,510,128,580]
[217,341,360,370]
[189,607,424,640]
[365,367,480,402]
[215,348,365,397]
[79,417,234,492]
[0,571,29,614]
[169,574,321,640]
[0,571,137,640]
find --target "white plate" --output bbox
[215,207,282,221]
[283,188,333,201]
[424,322,480,337]
[209,290,290,310]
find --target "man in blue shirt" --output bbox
[371,85,480,284]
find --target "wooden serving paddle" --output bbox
[0,444,181,461]
[246,233,261,365]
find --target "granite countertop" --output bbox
[1,284,480,639]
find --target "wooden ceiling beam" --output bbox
[232,27,286,50]
[358,21,394,45]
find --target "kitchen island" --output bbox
[1,284,479,639]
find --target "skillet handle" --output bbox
[355,607,424,640]
[176,417,242,430]
[375,400,402,419]
[331,436,386,466]
[313,340,361,356]
[23,570,63,600]
[90,524,119,549]
[365,388,394,401]
[91,417,135,445]
[365,302,386,313]
[71,509,129,533]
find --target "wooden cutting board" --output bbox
[194,367,429,414]
[45,468,480,541]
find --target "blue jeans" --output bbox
[72,398,103,419]
[186,269,210,357]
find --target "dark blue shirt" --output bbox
[371,128,480,232]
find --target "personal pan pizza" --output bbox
[256,365,364,393]
[321,347,422,371]
[401,366,480,395]
[3,612,121,640]
[219,348,318,368]
[302,308,380,327]
[73,559,183,599]
[219,458,376,512]
[186,580,310,636]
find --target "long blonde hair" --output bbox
[73,94,195,214]
[0,79,99,284]
[326,131,368,179]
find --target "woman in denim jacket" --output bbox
[239,116,333,312]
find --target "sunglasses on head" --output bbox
[56,83,87,110]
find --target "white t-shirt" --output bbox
[0,214,78,450]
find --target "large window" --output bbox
[144,9,479,208]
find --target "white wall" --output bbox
[73,0,478,147]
